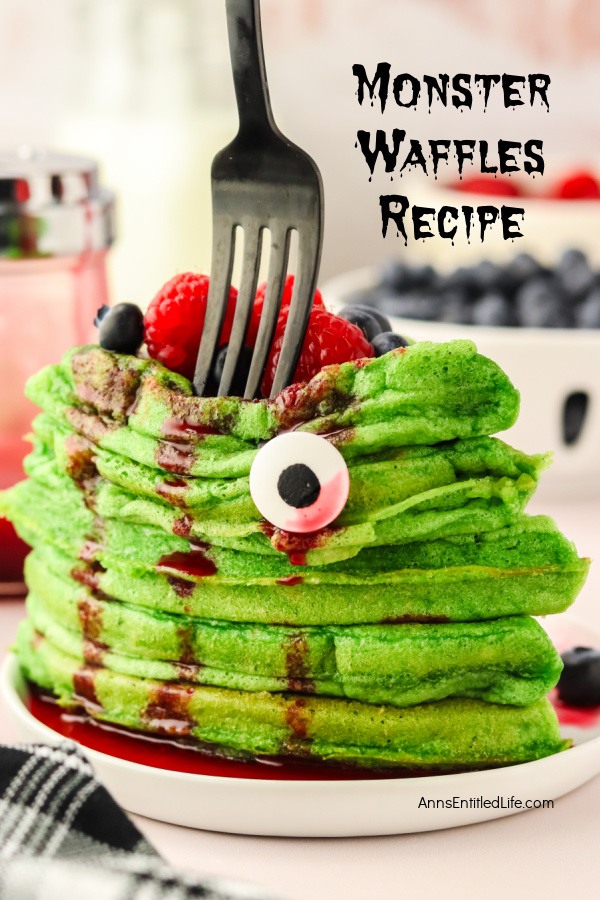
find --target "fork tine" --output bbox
[244,225,291,400]
[269,226,322,398]
[218,222,262,396]
[193,218,236,396]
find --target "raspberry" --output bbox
[551,170,600,200]
[144,273,238,380]
[247,275,324,345]
[261,306,374,397]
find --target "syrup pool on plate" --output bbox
[26,684,600,782]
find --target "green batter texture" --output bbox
[0,339,587,769]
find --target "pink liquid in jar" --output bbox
[0,150,114,588]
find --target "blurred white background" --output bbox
[2,0,599,303]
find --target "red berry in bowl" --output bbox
[261,306,374,397]
[454,176,522,197]
[144,273,238,381]
[551,170,600,200]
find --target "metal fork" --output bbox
[193,0,324,400]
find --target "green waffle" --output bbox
[17,623,568,769]
[0,339,587,769]
[23,566,563,707]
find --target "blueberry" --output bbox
[557,646,600,707]
[341,287,390,310]
[377,260,413,293]
[95,303,144,354]
[345,304,392,332]
[504,252,544,287]
[376,291,440,321]
[378,260,437,293]
[341,288,412,326]
[94,305,110,327]
[471,292,514,327]
[576,288,600,328]
[371,332,410,356]
[515,278,572,327]
[556,258,596,301]
[557,247,588,271]
[437,290,474,325]
[436,267,474,294]
[407,264,437,288]
[338,306,388,341]
[469,260,504,294]
[209,344,254,397]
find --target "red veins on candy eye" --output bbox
[283,468,350,534]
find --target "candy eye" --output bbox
[249,432,350,533]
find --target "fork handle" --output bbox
[226,0,277,137]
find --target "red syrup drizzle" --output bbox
[77,595,109,666]
[276,575,304,586]
[156,477,189,506]
[155,441,195,476]
[272,378,352,432]
[72,670,102,712]
[285,634,315,693]
[260,521,339,567]
[156,542,217,578]
[314,426,355,446]
[548,688,600,730]
[162,418,223,439]
[289,552,307,567]
[26,686,434,780]
[167,576,196,600]
[144,683,195,737]
[79,541,103,564]
[172,515,194,539]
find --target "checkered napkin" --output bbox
[0,743,279,900]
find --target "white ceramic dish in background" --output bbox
[2,612,600,837]
[323,267,600,498]
[401,172,600,271]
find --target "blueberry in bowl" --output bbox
[323,250,600,494]
[334,249,600,332]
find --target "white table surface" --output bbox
[1,494,599,900]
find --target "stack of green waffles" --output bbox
[1,339,589,770]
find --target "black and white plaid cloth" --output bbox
[0,743,280,900]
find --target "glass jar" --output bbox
[0,147,115,588]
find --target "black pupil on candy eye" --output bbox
[277,464,321,509]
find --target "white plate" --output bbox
[2,616,600,837]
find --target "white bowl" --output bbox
[324,268,600,496]
[401,173,600,270]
